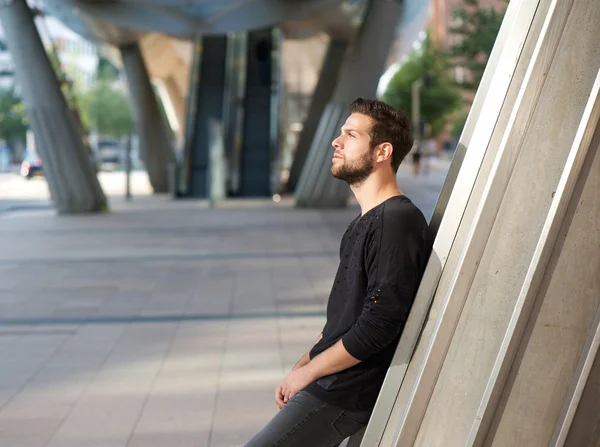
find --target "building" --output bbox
[0,38,14,90]
[430,0,507,85]
[0,3,99,93]
[35,14,99,91]
[0,5,100,162]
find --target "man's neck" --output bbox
[351,174,403,216]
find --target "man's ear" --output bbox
[375,142,394,163]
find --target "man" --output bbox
[246,98,431,447]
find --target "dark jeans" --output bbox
[245,391,371,447]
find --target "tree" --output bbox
[96,55,119,79]
[449,0,508,92]
[0,88,28,145]
[82,66,134,139]
[381,33,462,138]
[46,47,92,135]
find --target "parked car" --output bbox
[20,150,43,179]
[96,139,124,168]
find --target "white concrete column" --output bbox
[120,42,175,193]
[362,0,543,442]
[0,0,107,213]
[363,0,600,445]
[287,38,347,192]
[294,0,402,208]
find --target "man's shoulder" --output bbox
[380,196,427,229]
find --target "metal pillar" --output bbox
[0,0,106,214]
[363,0,600,445]
[295,0,402,208]
[286,39,347,192]
[239,27,278,197]
[120,42,174,194]
[222,32,247,197]
[181,35,227,198]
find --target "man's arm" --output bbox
[291,332,322,371]
[304,338,359,378]
[279,339,360,404]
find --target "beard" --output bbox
[331,150,374,186]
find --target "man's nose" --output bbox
[332,137,341,149]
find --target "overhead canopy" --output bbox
[43,0,430,52]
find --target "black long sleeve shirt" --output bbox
[305,195,431,411]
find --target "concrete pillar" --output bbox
[120,42,175,193]
[484,90,600,446]
[0,0,107,214]
[239,27,278,197]
[362,0,600,445]
[181,35,227,198]
[162,76,186,148]
[295,0,402,208]
[286,39,347,192]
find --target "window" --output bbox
[455,66,467,84]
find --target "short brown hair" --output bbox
[349,98,413,173]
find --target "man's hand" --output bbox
[275,383,286,409]
[275,332,323,408]
[274,366,317,408]
[276,339,361,408]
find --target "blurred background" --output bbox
[0,0,508,214]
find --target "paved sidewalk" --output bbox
[0,158,449,447]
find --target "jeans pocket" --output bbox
[332,412,366,438]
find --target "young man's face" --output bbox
[330,113,375,185]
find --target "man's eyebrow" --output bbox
[340,127,361,134]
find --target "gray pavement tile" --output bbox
[127,383,216,446]
[127,431,210,447]
[0,437,50,447]
[0,396,74,421]
[46,396,148,447]
[209,388,277,447]
[42,350,113,370]
[15,374,93,406]
[0,390,15,410]
[0,415,64,433]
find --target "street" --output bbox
[0,170,153,214]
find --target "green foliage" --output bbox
[450,109,469,140]
[96,56,119,80]
[449,0,508,91]
[48,50,133,139]
[46,47,92,134]
[82,67,134,139]
[0,89,28,144]
[47,50,71,100]
[381,33,462,137]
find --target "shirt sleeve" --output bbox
[342,204,428,361]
